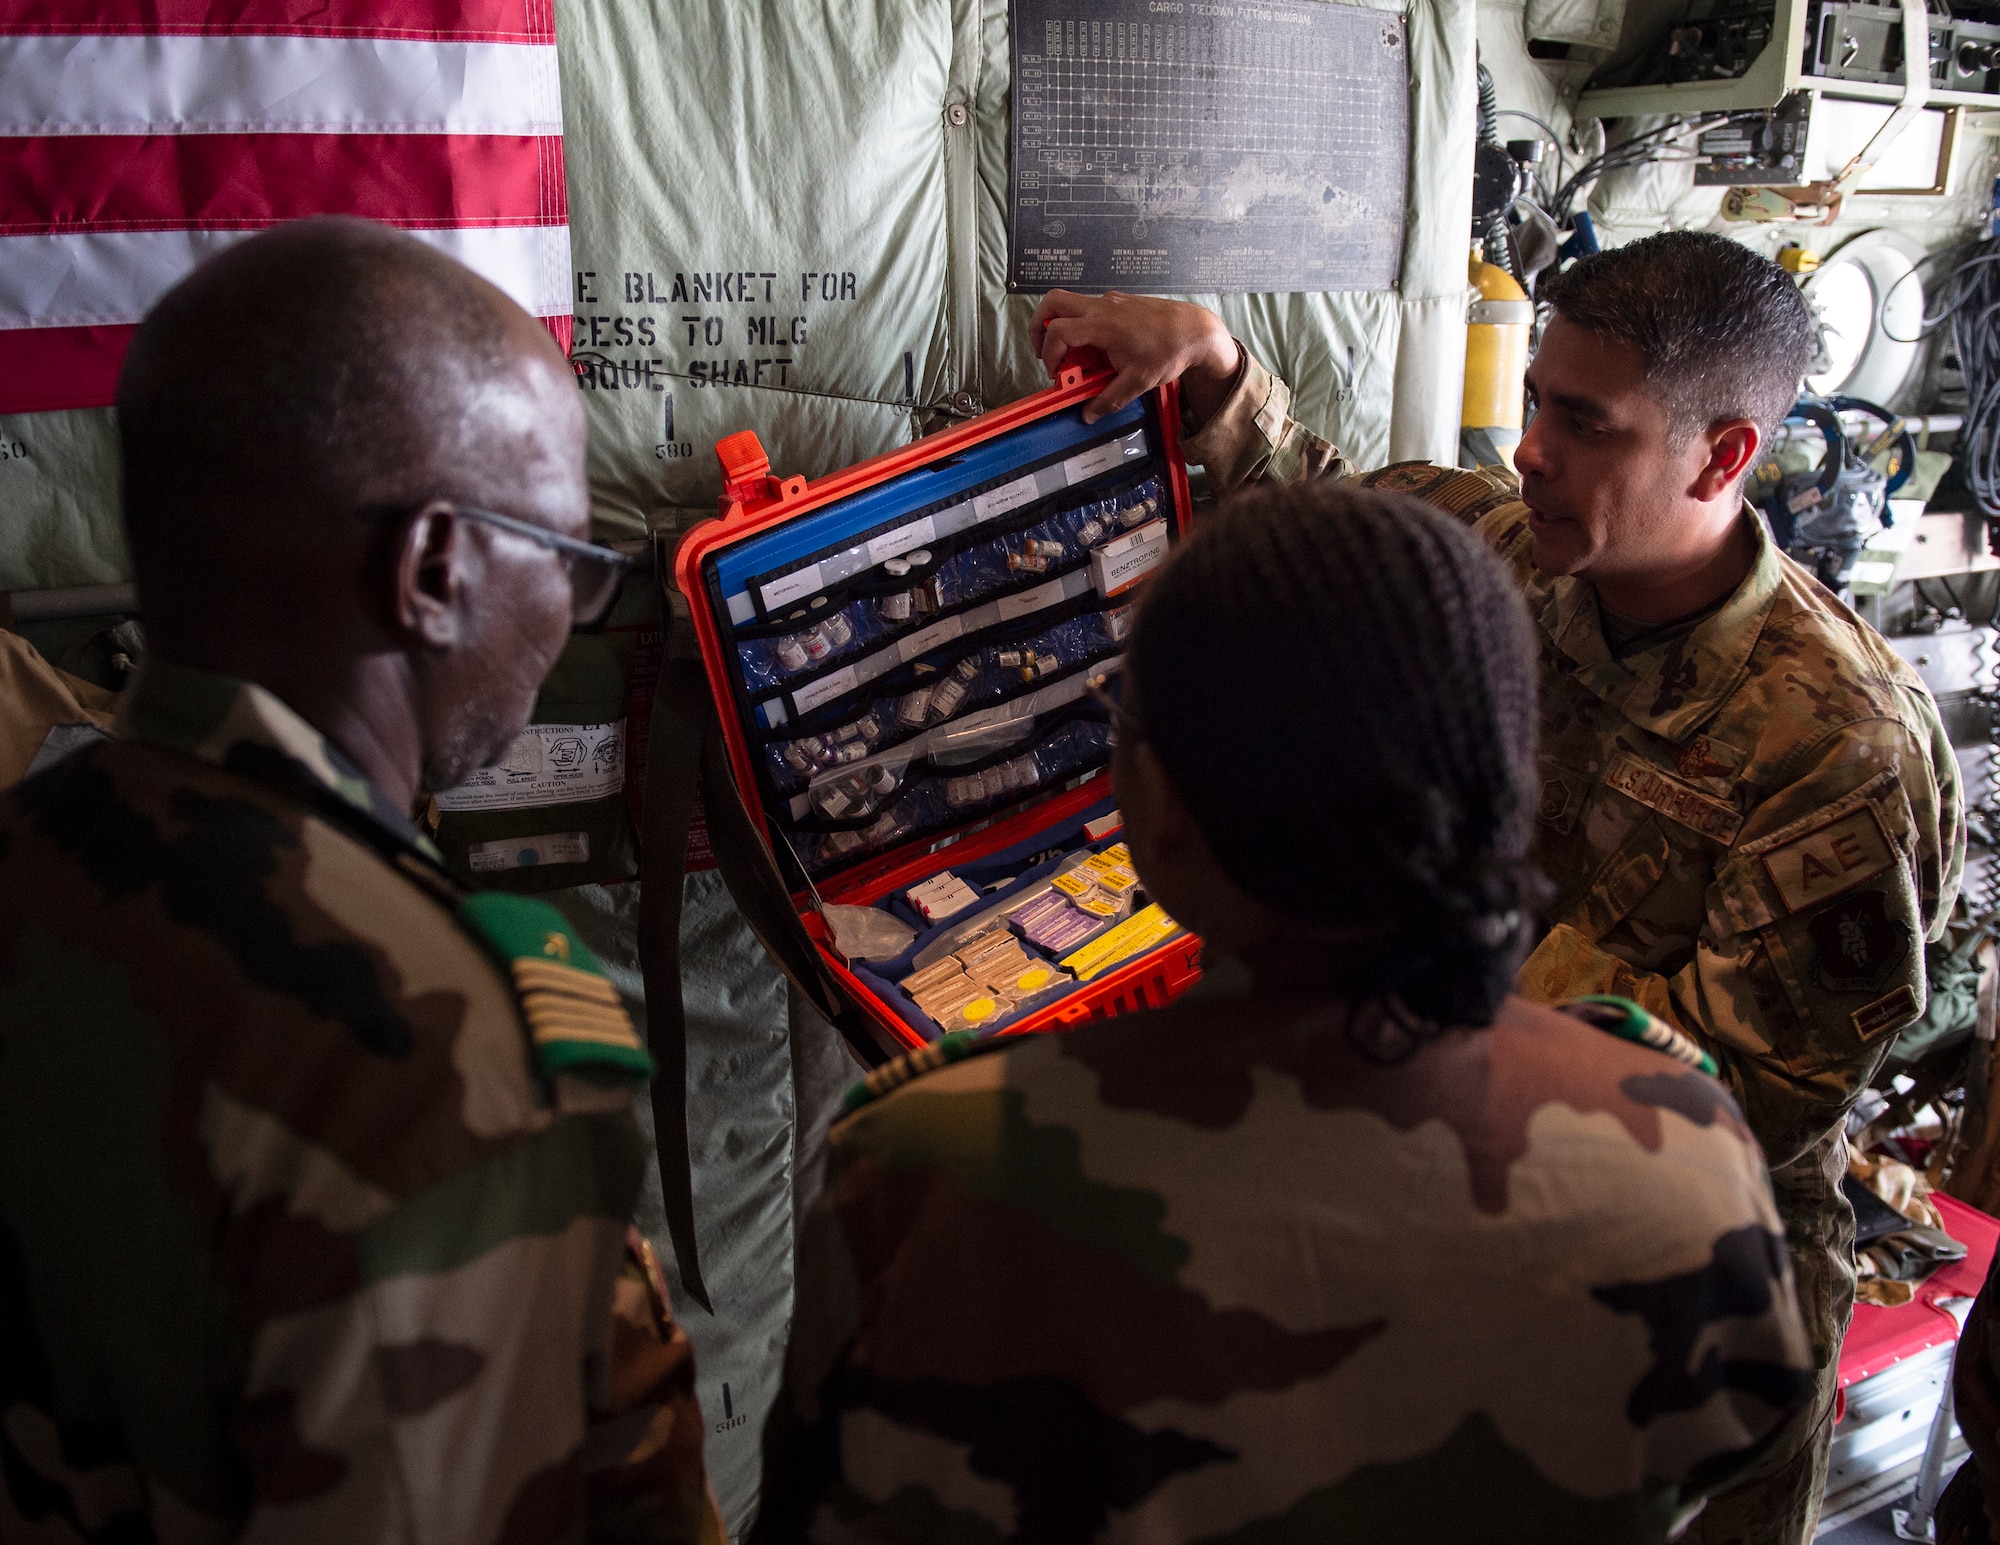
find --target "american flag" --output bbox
[0,0,573,416]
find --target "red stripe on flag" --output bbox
[0,135,566,235]
[3,316,573,416]
[0,0,551,40]
[0,323,137,414]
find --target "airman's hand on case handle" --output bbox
[1030,290,1241,426]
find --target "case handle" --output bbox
[1058,345,1110,390]
[715,430,810,522]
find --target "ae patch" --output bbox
[1759,805,1894,914]
[1806,888,1909,994]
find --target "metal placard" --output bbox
[1008,0,1410,294]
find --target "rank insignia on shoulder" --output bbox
[842,1029,1000,1114]
[456,894,654,1081]
[1557,994,1719,1078]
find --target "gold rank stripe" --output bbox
[523,1007,644,1051]
[520,994,633,1032]
[512,957,623,1006]
[529,1019,646,1050]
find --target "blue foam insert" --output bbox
[845,794,1152,1042]
[710,398,1148,602]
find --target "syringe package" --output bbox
[675,363,1203,1051]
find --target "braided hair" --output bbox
[1127,480,1548,1039]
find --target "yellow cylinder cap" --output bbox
[1470,252,1528,303]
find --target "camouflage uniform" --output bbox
[1180,353,1966,1542]
[758,974,1815,1542]
[0,660,725,1543]
[1941,1248,2000,1544]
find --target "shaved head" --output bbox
[117,217,590,804]
[120,217,580,587]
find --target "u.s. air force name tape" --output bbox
[456,892,654,1080]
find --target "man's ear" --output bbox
[393,502,465,648]
[1692,418,1762,502]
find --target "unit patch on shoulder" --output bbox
[1759,805,1894,916]
[1806,888,1910,994]
[456,893,654,1080]
[1602,750,1743,843]
[1361,461,1455,498]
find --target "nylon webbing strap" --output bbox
[635,589,886,1311]
[636,600,713,1309]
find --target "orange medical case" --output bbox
[674,362,1203,1054]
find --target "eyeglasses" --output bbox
[443,505,635,629]
[1085,670,1144,744]
[365,503,636,629]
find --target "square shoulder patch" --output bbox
[1759,806,1894,916]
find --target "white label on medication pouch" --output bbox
[759,561,826,613]
[973,475,1038,521]
[792,664,859,715]
[998,574,1067,622]
[867,516,936,565]
[466,832,591,872]
[1090,519,1169,597]
[435,721,626,812]
[899,615,965,663]
[1063,436,1135,484]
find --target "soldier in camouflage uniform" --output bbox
[1029,232,1964,1543]
[0,220,722,1541]
[757,481,1814,1543]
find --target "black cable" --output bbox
[1550,112,1761,222]
[1943,238,2000,520]
[1495,107,1565,145]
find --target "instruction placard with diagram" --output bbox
[1008,0,1410,294]
[434,721,627,811]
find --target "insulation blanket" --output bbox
[0,0,1472,585]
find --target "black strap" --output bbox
[636,604,715,1309]
[635,590,892,1311]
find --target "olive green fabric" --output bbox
[0,0,1473,590]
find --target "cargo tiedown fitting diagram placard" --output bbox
[1008,0,1410,294]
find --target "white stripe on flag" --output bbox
[0,35,562,136]
[0,225,574,327]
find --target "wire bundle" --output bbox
[1892,237,2000,904]
[1545,114,1757,223]
[1938,237,2000,518]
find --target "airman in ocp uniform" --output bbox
[1029,231,1963,1543]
